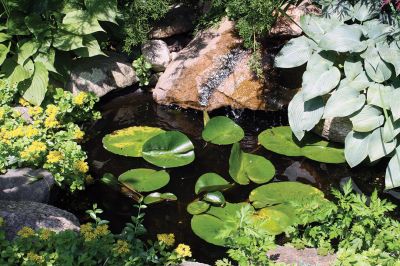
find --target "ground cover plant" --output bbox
[275,0,400,189]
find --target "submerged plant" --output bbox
[275,1,400,189]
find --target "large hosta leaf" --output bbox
[74,35,105,57]
[85,0,118,24]
[274,36,315,68]
[258,126,345,164]
[300,15,341,43]
[229,143,275,185]
[142,131,195,168]
[323,89,365,118]
[319,24,363,52]
[353,1,380,22]
[367,83,393,109]
[118,168,170,192]
[17,39,40,65]
[103,126,164,157]
[379,44,400,76]
[390,89,400,122]
[195,173,232,194]
[383,118,400,143]
[288,91,324,140]
[21,62,48,106]
[53,32,84,51]
[345,131,370,167]
[350,105,384,132]
[347,71,370,91]
[364,48,392,83]
[344,57,363,80]
[302,65,341,101]
[386,147,400,189]
[368,127,397,162]
[62,10,104,35]
[202,116,244,145]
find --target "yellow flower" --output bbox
[17,227,35,238]
[80,223,96,242]
[44,116,59,128]
[45,105,59,116]
[175,244,192,258]
[0,107,5,120]
[25,126,40,138]
[28,106,43,117]
[74,128,85,140]
[47,151,63,164]
[19,98,30,107]
[39,229,53,240]
[20,141,47,160]
[74,160,89,173]
[73,92,87,105]
[94,224,110,236]
[26,252,44,264]
[85,175,94,184]
[113,240,130,255]
[157,233,175,246]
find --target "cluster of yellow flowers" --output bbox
[175,243,192,258]
[17,227,35,238]
[113,240,130,255]
[47,151,64,164]
[28,106,43,117]
[74,160,89,173]
[0,107,5,120]
[26,252,45,264]
[44,105,60,128]
[80,223,110,242]
[74,128,85,140]
[19,98,30,107]
[39,229,53,241]
[157,233,176,246]
[0,125,40,145]
[20,141,47,160]
[73,92,87,106]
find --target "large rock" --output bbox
[270,0,321,36]
[68,53,138,98]
[0,200,80,240]
[268,246,336,265]
[150,5,195,39]
[314,118,353,143]
[142,40,171,72]
[0,168,55,203]
[153,19,267,111]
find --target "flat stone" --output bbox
[13,107,32,123]
[0,200,80,240]
[268,246,336,265]
[68,52,138,98]
[142,40,171,72]
[0,168,55,203]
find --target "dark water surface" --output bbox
[53,89,397,264]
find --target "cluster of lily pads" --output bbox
[101,115,344,246]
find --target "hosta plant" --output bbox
[275,1,400,189]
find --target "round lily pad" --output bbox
[118,168,170,192]
[202,116,244,145]
[103,126,164,157]
[187,201,210,215]
[143,192,177,204]
[195,173,232,194]
[142,131,195,168]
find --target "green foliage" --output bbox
[289,180,400,264]
[132,56,153,87]
[215,205,276,266]
[275,1,400,189]
[0,204,192,266]
[120,0,170,53]
[0,89,100,191]
[0,0,113,105]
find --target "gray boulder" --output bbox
[13,107,33,123]
[0,168,55,203]
[68,53,138,98]
[141,40,171,72]
[0,200,80,240]
[268,246,336,266]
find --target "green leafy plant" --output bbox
[0,0,116,105]
[289,179,400,264]
[274,1,400,189]
[132,55,153,87]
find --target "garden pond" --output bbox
[52,88,399,264]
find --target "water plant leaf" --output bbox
[187,201,210,215]
[142,131,195,168]
[319,24,363,52]
[345,131,370,167]
[274,36,315,68]
[258,127,345,164]
[103,126,165,157]
[254,205,295,235]
[386,147,400,190]
[143,192,178,205]
[368,127,397,162]
[229,143,275,185]
[118,168,170,192]
[288,91,324,140]
[100,173,120,190]
[195,173,232,194]
[203,191,225,205]
[202,116,244,145]
[191,202,251,246]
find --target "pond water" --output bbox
[52,88,397,264]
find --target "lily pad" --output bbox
[142,131,195,168]
[143,192,178,205]
[202,116,245,145]
[229,143,275,185]
[187,201,210,215]
[195,173,232,194]
[258,126,345,164]
[191,202,251,246]
[118,168,170,192]
[253,205,295,235]
[103,126,165,157]
[203,191,225,205]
